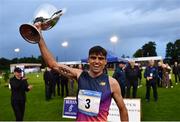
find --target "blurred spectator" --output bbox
[125,60,141,98]
[144,60,158,102]
[60,74,69,97]
[136,63,142,88]
[50,70,57,97]
[113,61,126,98]
[51,70,61,96]
[69,65,75,96]
[157,61,163,87]
[166,63,173,88]
[162,63,171,88]
[172,61,180,85]
[43,67,53,101]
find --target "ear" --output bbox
[105,59,107,65]
[87,57,90,63]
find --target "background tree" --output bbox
[3,70,10,86]
[165,39,180,63]
[133,41,157,57]
[174,39,180,61]
[142,41,157,57]
[165,42,174,59]
[133,49,143,57]
[37,56,46,68]
[0,55,45,71]
[0,58,11,70]
[121,54,126,58]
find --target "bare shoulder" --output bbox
[108,76,118,85]
[108,76,119,92]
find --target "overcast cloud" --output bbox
[0,0,180,61]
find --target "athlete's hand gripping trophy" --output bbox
[19,7,63,44]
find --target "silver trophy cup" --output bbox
[19,10,63,44]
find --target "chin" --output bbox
[92,69,102,74]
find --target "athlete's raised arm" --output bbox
[35,22,82,79]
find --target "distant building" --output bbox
[10,63,41,73]
[58,61,82,65]
[126,56,163,68]
[129,56,163,62]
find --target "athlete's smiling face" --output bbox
[88,54,107,76]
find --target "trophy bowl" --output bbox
[20,24,41,44]
[19,5,63,44]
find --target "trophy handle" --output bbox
[19,24,41,44]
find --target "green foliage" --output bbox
[133,41,157,57]
[3,71,10,83]
[142,41,157,57]
[133,49,143,58]
[166,42,174,58]
[165,39,180,63]
[0,56,46,70]
[0,58,11,70]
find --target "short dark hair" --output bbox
[14,67,22,73]
[89,46,107,57]
[119,61,126,64]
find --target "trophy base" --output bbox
[19,24,40,44]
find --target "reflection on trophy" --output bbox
[19,7,63,44]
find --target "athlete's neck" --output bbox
[88,71,103,78]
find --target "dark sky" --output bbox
[1,0,180,61]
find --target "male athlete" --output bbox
[34,22,128,121]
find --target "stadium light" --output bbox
[110,36,118,44]
[61,41,68,47]
[14,48,20,53]
[14,48,20,63]
[110,35,119,54]
[61,41,68,61]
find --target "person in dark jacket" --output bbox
[125,60,141,98]
[9,67,32,121]
[60,74,69,97]
[137,63,143,88]
[43,67,53,100]
[157,61,163,87]
[173,61,180,85]
[144,60,158,102]
[113,61,126,98]
[51,70,61,96]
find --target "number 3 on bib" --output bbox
[85,99,91,109]
[78,90,102,116]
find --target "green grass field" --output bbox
[0,71,180,121]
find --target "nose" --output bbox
[94,58,100,63]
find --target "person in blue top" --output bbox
[144,60,158,102]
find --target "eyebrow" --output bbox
[89,55,106,60]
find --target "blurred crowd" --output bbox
[43,64,82,101]
[43,60,180,102]
[112,60,180,102]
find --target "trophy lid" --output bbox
[33,10,63,30]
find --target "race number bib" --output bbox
[78,90,102,116]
